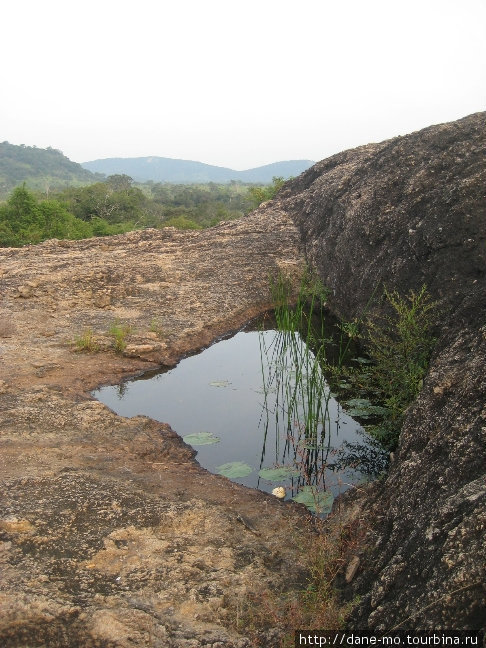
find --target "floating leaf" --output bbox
[344,398,389,418]
[347,409,371,418]
[258,466,301,482]
[348,406,389,418]
[292,487,334,514]
[183,432,220,446]
[216,461,253,478]
[352,357,373,364]
[209,380,231,388]
[345,398,372,408]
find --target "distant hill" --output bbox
[81,157,315,184]
[0,142,100,197]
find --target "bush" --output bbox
[364,285,437,449]
[162,215,202,230]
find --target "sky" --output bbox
[1,0,485,169]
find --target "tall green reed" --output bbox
[258,273,334,502]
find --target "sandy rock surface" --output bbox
[0,210,310,647]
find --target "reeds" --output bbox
[258,273,335,511]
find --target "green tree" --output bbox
[106,174,134,191]
[247,176,285,209]
[0,185,94,246]
[1,185,40,233]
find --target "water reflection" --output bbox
[92,328,378,510]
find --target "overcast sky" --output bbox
[1,0,485,169]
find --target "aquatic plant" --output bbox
[259,272,336,513]
[216,461,253,478]
[272,486,287,499]
[183,432,220,446]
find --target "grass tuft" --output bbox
[108,320,133,353]
[149,317,164,338]
[74,328,99,352]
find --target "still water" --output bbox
[93,328,372,511]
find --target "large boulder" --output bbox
[269,111,486,633]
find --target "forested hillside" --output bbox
[0,142,100,197]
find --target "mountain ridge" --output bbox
[81,156,315,183]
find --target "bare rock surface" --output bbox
[271,112,486,633]
[0,211,309,647]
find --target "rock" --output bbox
[94,291,112,308]
[273,111,486,633]
[345,556,360,583]
[16,285,34,298]
[0,207,307,647]
[123,343,162,358]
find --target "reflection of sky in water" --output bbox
[92,330,368,500]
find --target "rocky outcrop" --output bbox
[1,112,484,644]
[0,211,310,647]
[269,111,486,633]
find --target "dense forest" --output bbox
[0,175,284,247]
[0,141,287,247]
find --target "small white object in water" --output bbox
[272,487,286,499]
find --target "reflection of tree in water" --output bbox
[332,436,389,477]
[116,381,128,399]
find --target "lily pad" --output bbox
[216,461,253,478]
[183,432,220,446]
[345,398,389,418]
[345,398,372,408]
[258,466,301,482]
[338,381,352,389]
[292,486,334,514]
[209,380,231,388]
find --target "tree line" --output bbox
[0,175,285,247]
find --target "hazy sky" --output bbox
[2,0,485,169]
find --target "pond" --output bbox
[93,325,379,514]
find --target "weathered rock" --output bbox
[268,111,486,633]
[0,210,309,647]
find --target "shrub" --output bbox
[364,285,437,449]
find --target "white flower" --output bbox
[272,487,286,499]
